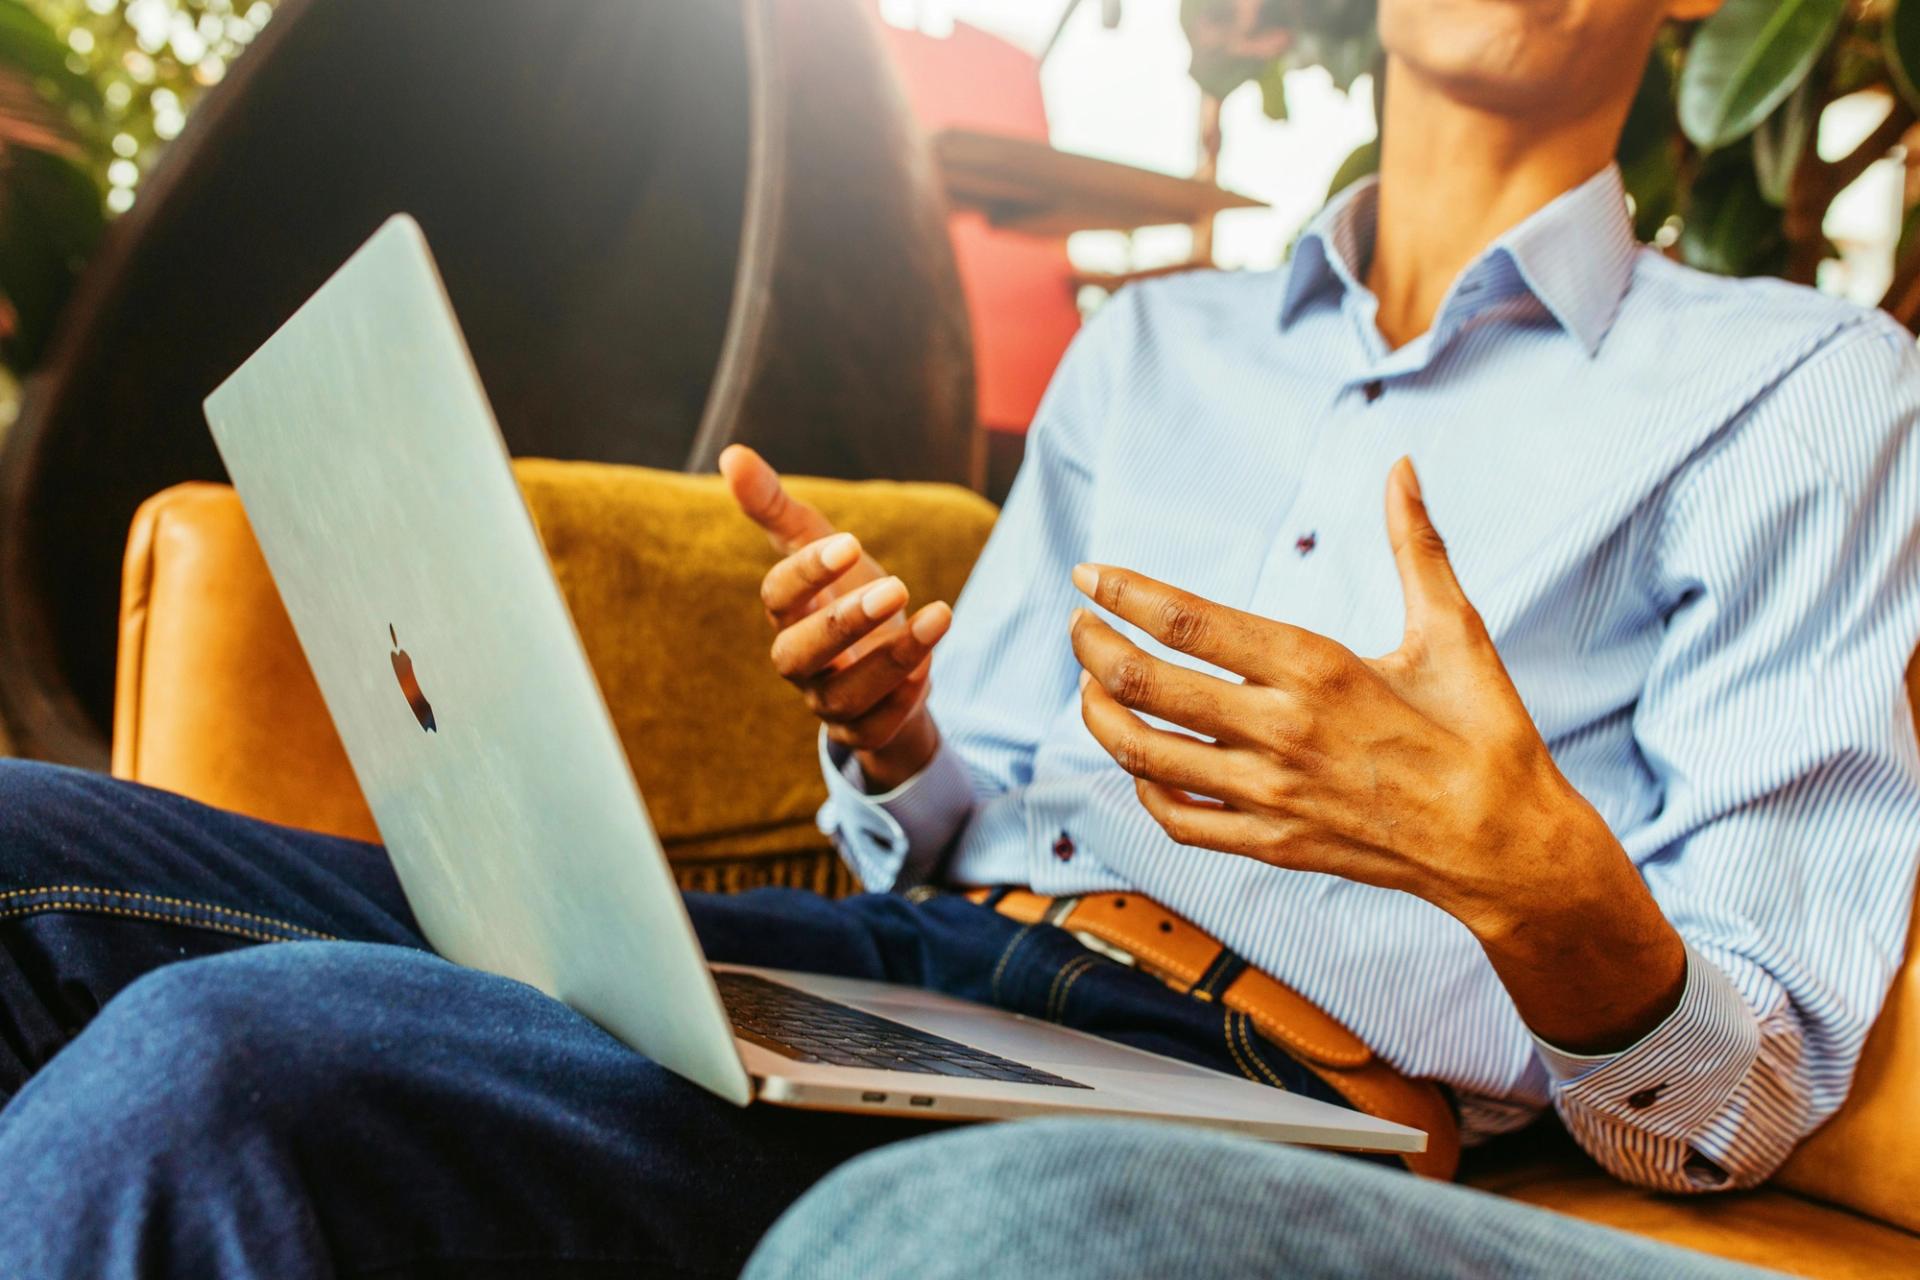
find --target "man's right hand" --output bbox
[719,445,950,791]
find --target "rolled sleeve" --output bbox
[1538,945,1766,1187]
[815,729,976,892]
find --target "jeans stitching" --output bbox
[988,924,1036,1006]
[1044,955,1098,1021]
[0,884,337,940]
[0,891,338,946]
[1236,1012,1289,1089]
[1052,955,1103,1022]
[1222,1009,1262,1082]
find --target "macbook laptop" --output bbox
[201,215,1424,1155]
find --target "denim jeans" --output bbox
[745,1119,1784,1280]
[0,759,1364,1279]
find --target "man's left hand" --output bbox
[1070,457,1688,1053]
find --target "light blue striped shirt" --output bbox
[817,165,1920,1192]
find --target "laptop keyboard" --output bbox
[715,971,1090,1089]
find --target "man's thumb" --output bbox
[719,444,835,552]
[1384,457,1469,636]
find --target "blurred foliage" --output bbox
[1186,0,1920,327]
[1180,0,1375,119]
[0,0,274,374]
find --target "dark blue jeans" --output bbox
[0,760,1353,1279]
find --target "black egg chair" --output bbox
[0,0,976,766]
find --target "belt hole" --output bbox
[1113,898,1126,908]
[1158,921,1173,934]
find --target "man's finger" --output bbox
[1069,562,1325,687]
[762,532,866,625]
[720,444,836,552]
[1069,609,1257,744]
[826,674,930,752]
[1134,780,1269,856]
[1383,457,1471,636]
[804,603,951,722]
[1080,674,1251,800]
[771,577,909,680]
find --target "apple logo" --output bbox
[389,624,437,732]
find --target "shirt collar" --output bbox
[1278,163,1637,358]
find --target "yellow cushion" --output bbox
[114,459,998,890]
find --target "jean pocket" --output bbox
[0,885,338,945]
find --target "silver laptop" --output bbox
[202,215,1423,1155]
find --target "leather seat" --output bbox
[110,462,1920,1273]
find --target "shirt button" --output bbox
[1052,831,1075,862]
[1626,1086,1664,1110]
[1362,379,1384,404]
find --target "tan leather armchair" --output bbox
[112,460,1920,1275]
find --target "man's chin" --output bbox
[1390,51,1569,121]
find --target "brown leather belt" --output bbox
[967,887,1460,1180]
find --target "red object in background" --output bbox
[876,17,1082,436]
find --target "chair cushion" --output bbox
[114,459,997,889]
[1464,1129,1920,1278]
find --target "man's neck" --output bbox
[1364,59,1628,349]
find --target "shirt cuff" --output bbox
[1534,942,1762,1141]
[814,728,974,892]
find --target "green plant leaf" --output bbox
[1894,199,1920,275]
[1887,0,1920,112]
[1679,0,1845,149]
[1326,137,1378,200]
[1679,147,1788,276]
[1618,47,1679,241]
[1752,73,1818,206]
[1622,150,1679,243]
[1257,61,1288,120]
[1619,47,1674,162]
[0,0,102,121]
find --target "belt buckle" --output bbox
[1071,930,1139,969]
[1052,897,1140,970]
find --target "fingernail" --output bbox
[1078,670,1091,692]
[1072,564,1098,596]
[819,531,859,571]
[862,577,907,619]
[1400,457,1422,500]
[909,603,950,645]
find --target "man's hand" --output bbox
[1069,457,1687,1054]
[721,445,950,791]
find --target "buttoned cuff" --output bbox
[1534,942,1761,1140]
[814,728,974,892]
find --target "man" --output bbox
[0,0,1916,1272]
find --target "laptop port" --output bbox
[909,1096,935,1107]
[861,1091,887,1103]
